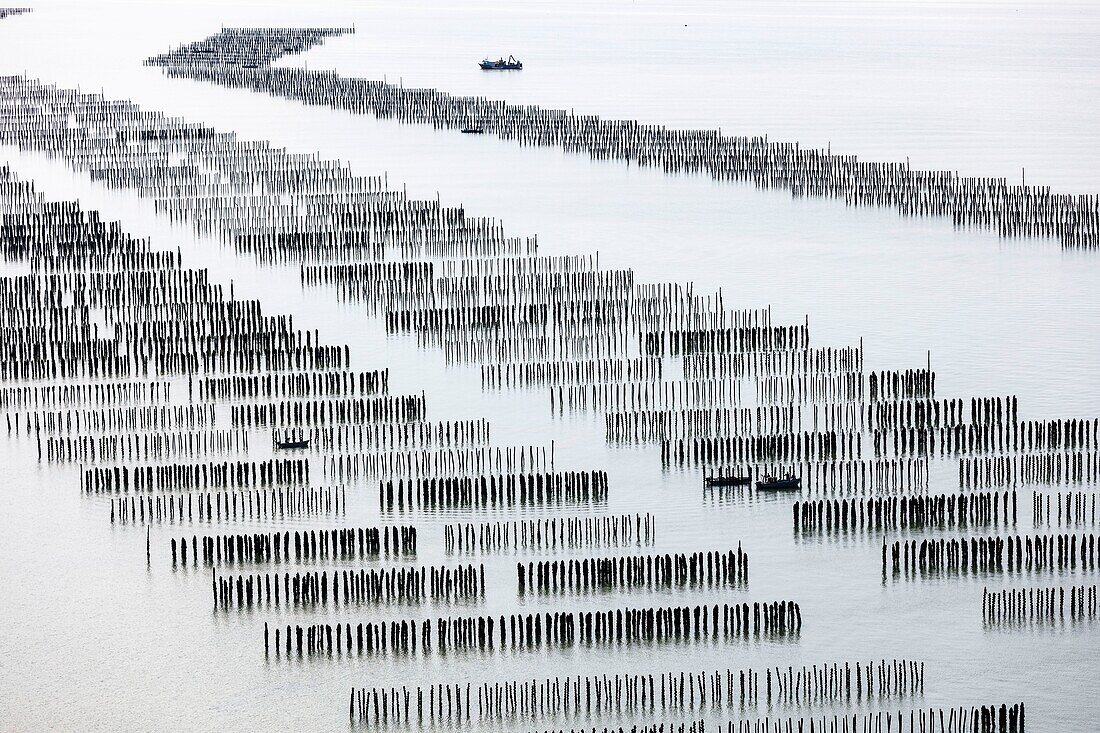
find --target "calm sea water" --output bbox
[1,1,1099,731]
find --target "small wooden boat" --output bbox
[461,127,484,134]
[275,439,309,450]
[756,475,801,491]
[704,475,751,488]
[480,55,522,70]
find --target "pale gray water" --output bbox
[1,1,1099,731]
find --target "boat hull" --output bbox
[275,440,309,449]
[704,476,751,487]
[756,478,801,491]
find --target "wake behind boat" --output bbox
[480,55,522,70]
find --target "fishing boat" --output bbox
[756,474,801,491]
[704,474,751,488]
[274,438,309,450]
[479,55,522,70]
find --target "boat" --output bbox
[479,55,522,70]
[275,438,309,450]
[461,127,485,134]
[756,474,801,491]
[704,475,751,488]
